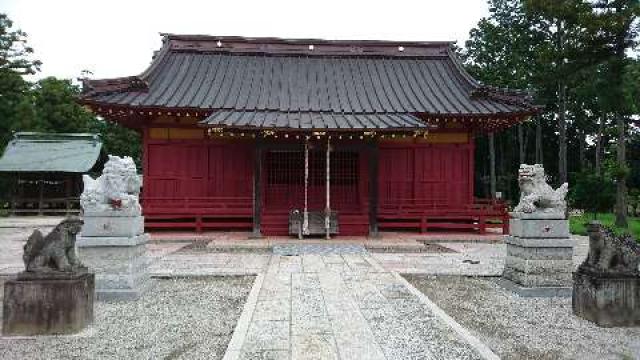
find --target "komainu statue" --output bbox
[23,217,86,273]
[513,164,568,216]
[580,222,640,276]
[81,155,141,216]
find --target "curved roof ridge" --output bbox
[162,33,456,48]
[82,35,173,97]
[79,34,539,116]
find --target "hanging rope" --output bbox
[302,137,309,236]
[325,136,331,239]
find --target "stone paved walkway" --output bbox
[221,253,484,360]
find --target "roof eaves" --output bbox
[80,37,174,99]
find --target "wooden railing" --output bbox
[141,196,253,232]
[377,197,509,234]
[7,197,80,215]
[142,196,252,214]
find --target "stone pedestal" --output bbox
[2,272,94,336]
[501,214,573,297]
[77,214,152,301]
[573,270,640,327]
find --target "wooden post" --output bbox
[250,137,263,239]
[38,178,44,216]
[368,140,379,238]
[9,174,16,216]
[65,176,72,215]
[325,136,331,240]
[479,215,486,234]
[502,214,509,235]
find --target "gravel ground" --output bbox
[0,276,254,360]
[404,275,640,360]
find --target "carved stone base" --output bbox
[573,270,640,327]
[77,233,152,301]
[503,218,573,294]
[2,272,94,336]
[80,214,144,238]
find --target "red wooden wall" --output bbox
[142,135,254,231]
[145,140,253,199]
[378,141,474,210]
[141,131,481,235]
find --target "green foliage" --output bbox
[607,161,631,180]
[31,77,96,133]
[570,212,640,241]
[0,13,41,75]
[0,14,40,153]
[569,171,616,215]
[0,13,142,202]
[464,1,640,206]
[89,119,141,167]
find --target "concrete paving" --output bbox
[220,253,485,360]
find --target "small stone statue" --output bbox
[579,222,640,276]
[23,217,86,273]
[81,155,141,216]
[513,164,568,216]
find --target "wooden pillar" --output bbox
[65,176,72,214]
[38,177,44,216]
[9,174,16,216]
[250,137,263,239]
[141,127,149,213]
[368,140,379,238]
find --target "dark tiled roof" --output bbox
[82,35,537,129]
[202,111,427,129]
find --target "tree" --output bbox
[463,0,549,199]
[0,13,40,75]
[570,171,616,217]
[525,0,639,226]
[31,77,96,133]
[0,13,40,152]
[88,119,141,167]
[525,0,609,185]
[587,0,639,227]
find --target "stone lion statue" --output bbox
[23,217,86,272]
[513,164,568,216]
[580,222,640,276]
[81,155,141,216]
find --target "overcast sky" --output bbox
[3,0,490,80]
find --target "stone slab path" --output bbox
[212,253,487,360]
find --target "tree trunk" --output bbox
[579,129,586,171]
[615,115,628,227]
[536,117,543,164]
[595,115,604,175]
[518,124,525,164]
[489,133,497,199]
[558,81,568,185]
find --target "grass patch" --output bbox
[570,213,640,241]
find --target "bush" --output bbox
[569,171,616,218]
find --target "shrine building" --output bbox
[79,34,537,237]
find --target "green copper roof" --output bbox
[0,132,102,173]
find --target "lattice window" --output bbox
[264,148,360,211]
